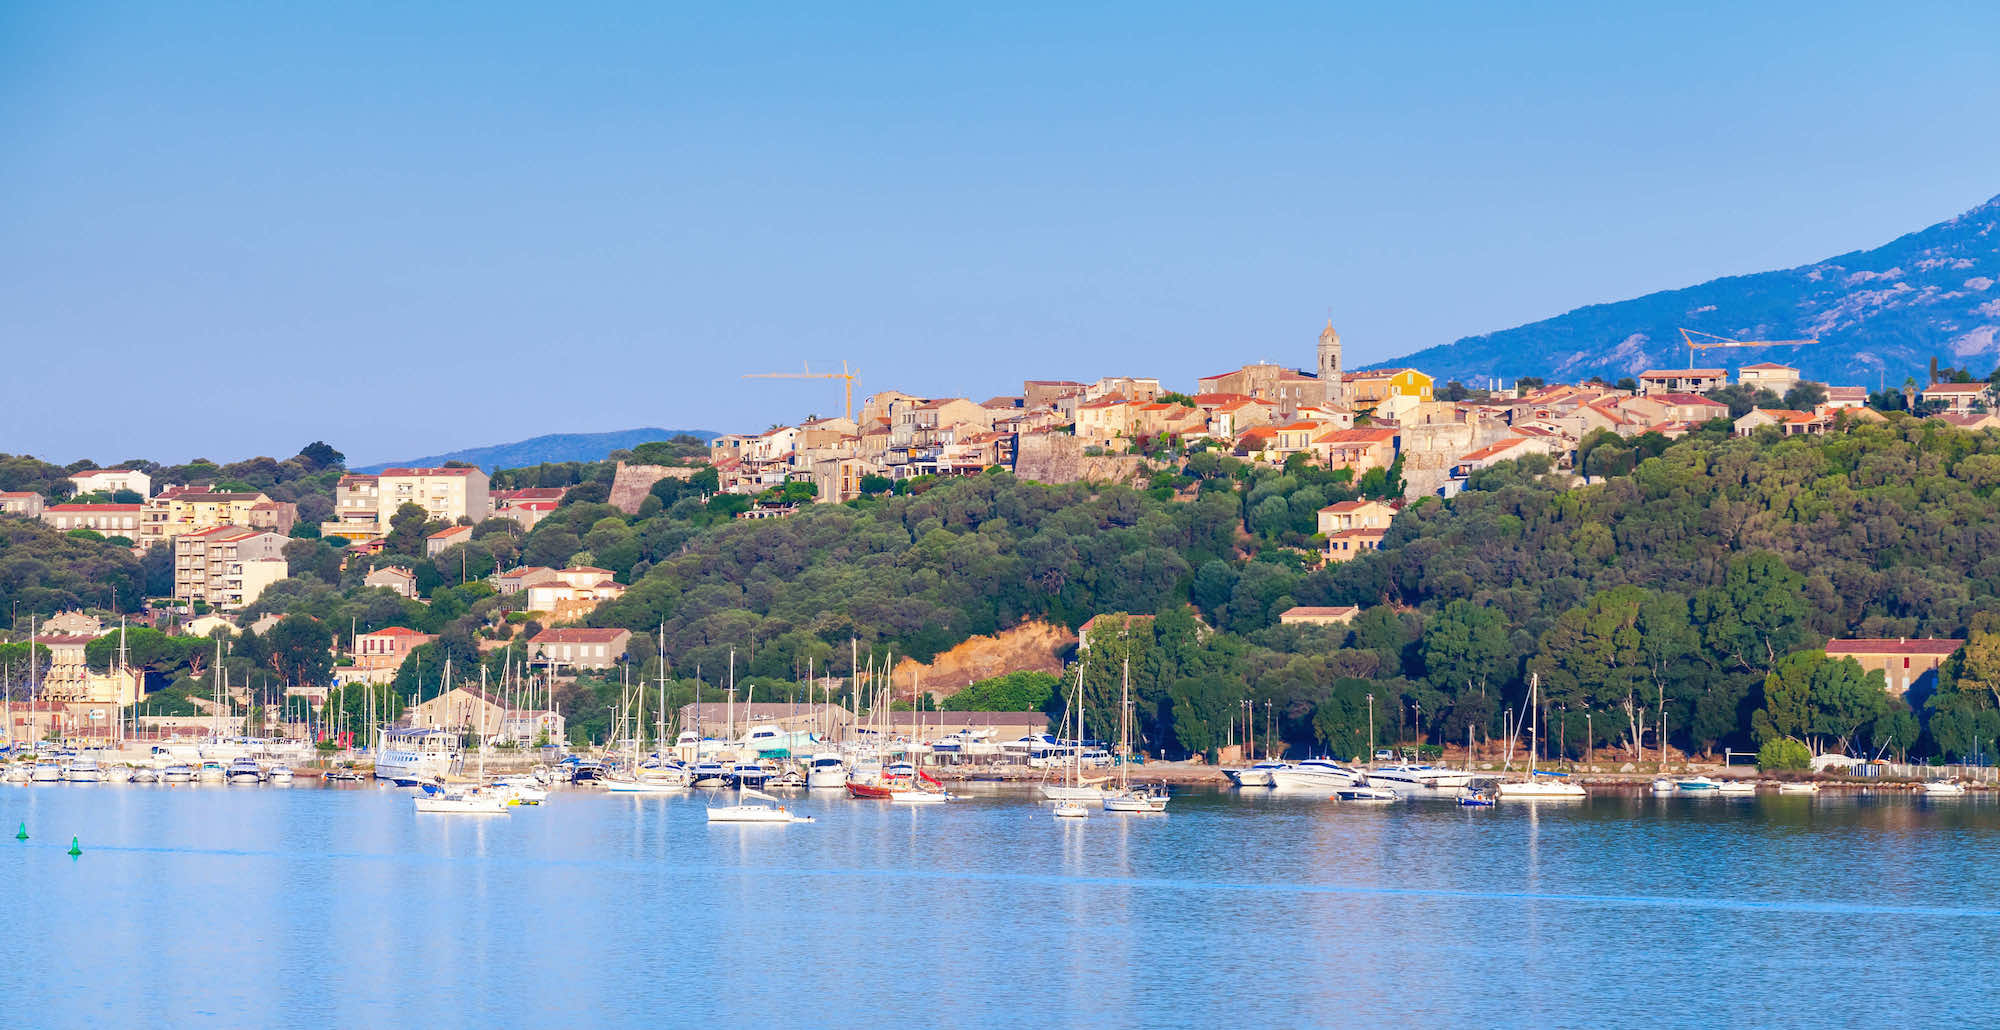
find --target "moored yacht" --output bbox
[61,757,102,782]
[412,783,510,814]
[265,766,294,786]
[1362,764,1474,796]
[1674,776,1722,793]
[706,788,813,823]
[1225,760,1287,788]
[1267,759,1364,791]
[160,763,195,783]
[128,765,159,784]
[225,757,264,784]
[374,727,463,786]
[30,758,64,783]
[806,753,847,788]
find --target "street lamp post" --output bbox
[1585,710,1593,766]
[1366,693,1375,764]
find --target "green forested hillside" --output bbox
[16,415,2000,761]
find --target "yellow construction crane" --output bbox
[1679,328,1819,370]
[743,360,861,424]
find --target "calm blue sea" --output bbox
[3,783,1996,1028]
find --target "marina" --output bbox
[6,779,2000,1027]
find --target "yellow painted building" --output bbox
[1341,368,1435,409]
[139,488,296,545]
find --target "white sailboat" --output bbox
[414,675,510,815]
[1102,657,1168,813]
[1495,673,1586,800]
[707,787,814,823]
[1041,658,1106,802]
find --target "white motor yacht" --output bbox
[30,758,63,783]
[197,760,227,783]
[1675,776,1722,793]
[1650,778,1678,795]
[375,728,463,785]
[1715,779,1757,796]
[806,753,847,788]
[4,763,30,783]
[61,757,102,783]
[1776,782,1818,795]
[1924,779,1968,797]
[1267,759,1364,791]
[1333,786,1399,803]
[706,788,813,823]
[265,766,295,786]
[1363,764,1474,796]
[225,758,264,784]
[1225,761,1287,788]
[128,765,159,784]
[160,763,195,783]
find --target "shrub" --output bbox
[1757,737,1812,771]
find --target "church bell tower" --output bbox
[1317,319,1345,406]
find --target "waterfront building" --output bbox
[1824,637,1963,696]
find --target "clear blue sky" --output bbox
[5,1,1998,464]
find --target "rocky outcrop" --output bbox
[892,620,1077,697]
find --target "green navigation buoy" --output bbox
[14,822,26,841]
[67,836,80,858]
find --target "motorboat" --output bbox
[1715,779,1757,796]
[605,758,690,793]
[1225,761,1286,788]
[1776,782,1818,795]
[1333,786,1399,803]
[766,768,806,789]
[806,753,847,788]
[1675,777,1722,793]
[265,766,294,786]
[1052,799,1089,818]
[4,763,31,783]
[1650,778,1678,795]
[1924,779,1968,797]
[846,779,894,799]
[61,757,102,783]
[1267,759,1365,791]
[689,760,731,787]
[412,785,511,814]
[490,776,547,803]
[374,728,463,786]
[1362,764,1474,796]
[129,765,160,784]
[1459,790,1496,807]
[225,758,264,784]
[729,762,771,788]
[29,758,63,783]
[160,763,195,783]
[706,788,814,823]
[197,760,227,783]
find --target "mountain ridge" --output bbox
[1377,193,2000,387]
[355,427,717,474]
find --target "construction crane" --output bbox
[1678,328,1819,370]
[743,360,861,424]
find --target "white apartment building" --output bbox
[321,466,491,540]
[173,527,290,610]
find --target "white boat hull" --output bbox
[414,795,510,814]
[1267,770,1362,791]
[1496,780,1587,800]
[604,777,685,793]
[1040,785,1104,801]
[707,806,812,823]
[1776,782,1818,794]
[1052,801,1089,818]
[1226,768,1275,787]
[890,789,949,803]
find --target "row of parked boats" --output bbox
[5,754,296,785]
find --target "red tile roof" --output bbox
[360,626,431,637]
[46,503,142,513]
[1824,638,1963,657]
[530,628,631,644]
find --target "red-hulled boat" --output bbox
[845,780,894,799]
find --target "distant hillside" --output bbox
[1381,193,2000,388]
[356,428,717,474]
